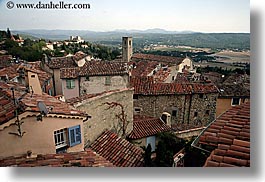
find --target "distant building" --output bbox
[122,37,133,62]
[69,36,84,43]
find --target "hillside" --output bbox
[12,29,250,50]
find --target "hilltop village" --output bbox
[0,30,250,167]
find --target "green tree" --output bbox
[7,28,11,39]
[141,144,155,167]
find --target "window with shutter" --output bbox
[68,125,81,147]
[66,79,75,89]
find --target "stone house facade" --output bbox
[67,88,134,147]
[131,77,219,131]
[60,61,129,100]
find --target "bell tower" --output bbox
[122,37,133,62]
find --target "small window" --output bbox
[31,75,36,78]
[85,76,90,81]
[172,76,175,81]
[54,129,67,149]
[172,110,177,117]
[133,95,138,100]
[105,77,111,85]
[199,94,203,99]
[232,98,240,106]
[68,125,81,147]
[205,110,210,115]
[134,108,141,114]
[194,112,198,117]
[129,40,132,46]
[66,79,75,89]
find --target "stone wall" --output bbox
[134,92,218,127]
[80,74,129,95]
[73,89,134,147]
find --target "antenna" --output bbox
[37,101,49,115]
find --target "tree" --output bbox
[7,28,11,39]
[183,138,208,167]
[141,144,155,167]
[154,132,185,167]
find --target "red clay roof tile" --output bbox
[199,102,250,167]
[128,116,171,139]
[90,130,144,167]
[0,149,114,167]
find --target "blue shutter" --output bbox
[68,125,81,147]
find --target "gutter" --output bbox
[190,109,227,153]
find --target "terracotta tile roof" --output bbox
[21,93,86,117]
[0,149,114,167]
[128,116,171,139]
[132,53,183,65]
[61,61,128,79]
[90,130,144,167]
[217,73,250,98]
[130,76,219,95]
[223,74,250,85]
[73,51,89,61]
[49,56,77,69]
[197,102,250,167]
[0,62,52,88]
[0,81,28,98]
[218,84,250,98]
[0,64,19,80]
[129,60,159,77]
[0,90,17,125]
[19,62,53,88]
[0,81,86,118]
[174,73,190,83]
[0,55,12,69]
[153,67,171,83]
[79,61,128,76]
[60,67,80,79]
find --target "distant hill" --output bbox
[12,29,250,50]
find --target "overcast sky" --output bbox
[0,0,250,33]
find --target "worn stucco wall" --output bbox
[0,116,84,158]
[216,97,250,117]
[74,89,133,147]
[62,78,80,100]
[53,69,62,96]
[80,74,129,95]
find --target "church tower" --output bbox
[122,37,133,62]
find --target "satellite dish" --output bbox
[37,101,49,115]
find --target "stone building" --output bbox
[67,88,134,147]
[61,61,129,100]
[130,77,219,132]
[122,37,133,62]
